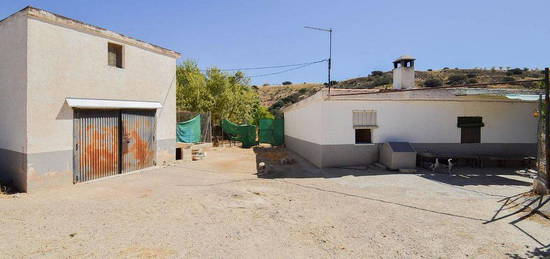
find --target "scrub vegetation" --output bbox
[257,83,323,118]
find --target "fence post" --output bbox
[545,68,550,190]
[209,111,213,143]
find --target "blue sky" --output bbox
[2,0,549,85]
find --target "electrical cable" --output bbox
[200,59,327,72]
[248,60,327,78]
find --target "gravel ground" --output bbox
[1,147,549,258]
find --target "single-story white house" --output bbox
[0,7,180,191]
[283,56,539,168]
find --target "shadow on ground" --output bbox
[420,173,532,187]
[0,180,19,197]
[253,147,533,187]
[251,146,548,257]
[253,146,384,179]
[253,146,423,179]
[485,193,550,258]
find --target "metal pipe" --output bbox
[328,28,332,96]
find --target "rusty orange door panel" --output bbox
[73,110,120,183]
[121,110,156,173]
[73,109,156,184]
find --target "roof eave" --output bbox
[17,6,181,59]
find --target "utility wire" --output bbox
[248,60,327,78]
[200,59,327,72]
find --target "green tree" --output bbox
[252,106,275,126]
[371,70,384,76]
[176,60,260,124]
[176,60,209,112]
[507,68,523,76]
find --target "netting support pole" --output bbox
[209,111,213,143]
[545,68,550,190]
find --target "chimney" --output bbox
[392,55,415,89]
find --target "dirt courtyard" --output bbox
[1,146,549,258]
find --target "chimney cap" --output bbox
[393,55,416,63]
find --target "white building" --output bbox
[0,7,180,191]
[283,57,538,168]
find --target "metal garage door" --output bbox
[73,110,120,183]
[121,110,156,173]
[73,109,156,183]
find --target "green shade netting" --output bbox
[221,119,257,148]
[177,115,201,143]
[259,119,284,146]
[272,119,284,146]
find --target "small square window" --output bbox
[108,43,123,68]
[355,129,372,144]
[457,116,482,143]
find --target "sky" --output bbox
[1,0,549,85]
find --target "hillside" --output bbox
[334,68,542,89]
[257,83,323,117]
[258,68,543,117]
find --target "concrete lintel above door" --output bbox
[66,98,162,109]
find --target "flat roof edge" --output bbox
[282,90,326,113]
[16,6,181,58]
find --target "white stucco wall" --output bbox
[284,96,324,144]
[26,17,177,154]
[0,13,27,153]
[392,67,415,89]
[321,100,537,145]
